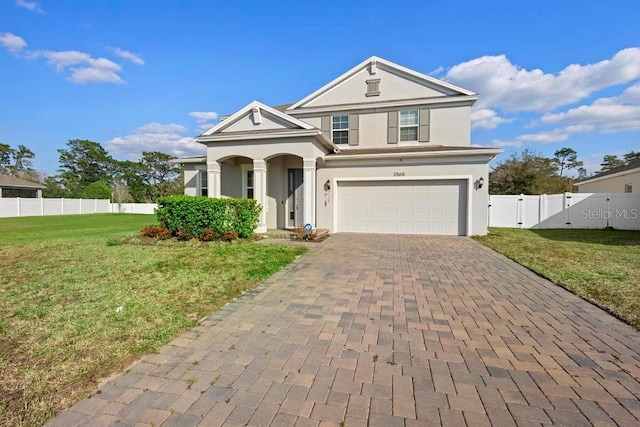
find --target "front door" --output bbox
[287,168,303,228]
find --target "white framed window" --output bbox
[199,170,208,197]
[399,109,419,142]
[625,184,633,193]
[332,115,349,144]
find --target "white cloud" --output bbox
[491,125,594,148]
[15,0,44,13]
[197,122,217,133]
[540,83,640,132]
[0,32,27,53]
[136,122,187,133]
[30,50,125,84]
[107,123,205,160]
[471,108,512,129]
[445,48,640,113]
[109,47,144,65]
[189,111,219,122]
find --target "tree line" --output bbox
[1,139,182,202]
[490,147,640,195]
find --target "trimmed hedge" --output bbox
[155,196,262,239]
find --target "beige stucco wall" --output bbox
[183,164,206,196]
[303,65,457,108]
[295,104,472,148]
[206,137,326,162]
[316,157,490,236]
[221,111,293,133]
[577,170,640,193]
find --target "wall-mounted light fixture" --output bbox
[477,177,485,189]
[324,179,331,191]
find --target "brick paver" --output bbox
[47,234,640,426]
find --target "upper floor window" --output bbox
[625,184,633,193]
[399,109,419,142]
[332,115,349,144]
[199,170,208,197]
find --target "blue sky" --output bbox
[1,0,639,176]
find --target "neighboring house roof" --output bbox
[0,173,46,189]
[575,160,640,186]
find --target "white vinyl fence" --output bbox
[489,193,640,230]
[0,198,157,218]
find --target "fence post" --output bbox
[41,197,44,216]
[538,194,544,226]
[606,193,611,228]
[517,194,524,228]
[564,192,572,227]
[487,195,492,227]
[17,197,21,217]
[61,198,64,215]
[95,199,98,214]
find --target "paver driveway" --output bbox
[48,235,640,426]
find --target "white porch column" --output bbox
[207,161,221,198]
[303,158,317,227]
[253,159,267,233]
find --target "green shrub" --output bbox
[155,196,262,240]
[82,181,112,199]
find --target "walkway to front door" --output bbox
[48,235,640,426]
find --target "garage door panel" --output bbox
[337,180,466,236]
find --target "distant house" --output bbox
[174,56,502,236]
[575,160,640,193]
[0,174,46,198]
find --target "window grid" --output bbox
[199,170,208,197]
[399,109,419,142]
[332,115,349,144]
[246,170,254,199]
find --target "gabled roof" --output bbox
[0,173,46,189]
[575,160,640,186]
[287,56,476,111]
[200,101,315,137]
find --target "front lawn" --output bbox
[474,228,640,329]
[0,214,306,426]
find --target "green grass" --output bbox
[0,214,306,426]
[474,228,640,329]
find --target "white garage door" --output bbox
[337,180,466,235]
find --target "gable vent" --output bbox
[366,79,380,97]
[251,106,262,125]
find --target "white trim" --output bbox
[287,95,477,116]
[201,100,316,136]
[198,129,318,141]
[287,56,476,111]
[575,167,640,186]
[325,148,503,162]
[331,175,473,236]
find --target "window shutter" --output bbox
[387,111,398,144]
[419,109,430,142]
[321,116,331,141]
[349,114,359,146]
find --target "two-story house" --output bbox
[175,56,502,235]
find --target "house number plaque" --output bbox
[393,172,405,177]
